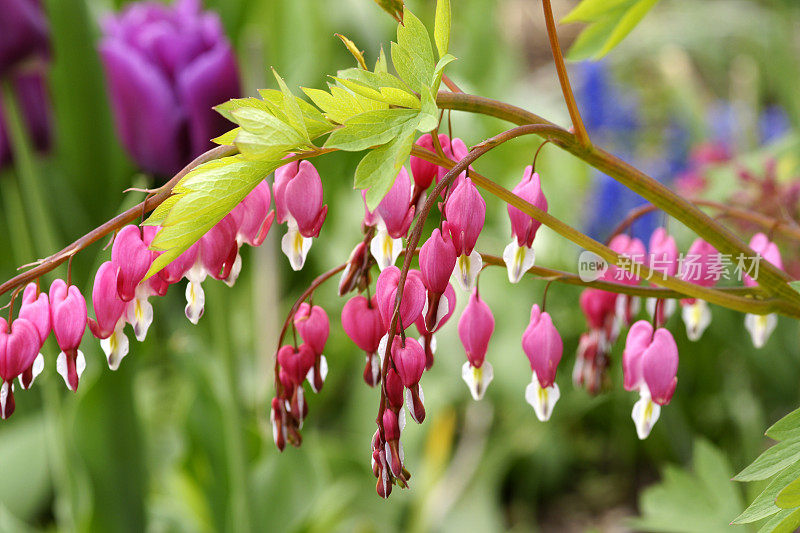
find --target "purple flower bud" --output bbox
[458,291,494,368]
[341,295,385,353]
[522,304,563,388]
[419,228,457,294]
[376,267,427,331]
[641,328,678,406]
[231,180,274,247]
[293,303,329,356]
[112,225,153,302]
[0,0,49,76]
[744,232,783,287]
[508,166,547,247]
[444,178,485,256]
[391,336,425,388]
[99,0,240,176]
[376,167,415,239]
[647,227,678,278]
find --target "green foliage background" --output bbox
[0,0,799,531]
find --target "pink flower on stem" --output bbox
[88,261,129,370]
[645,228,679,326]
[743,233,783,348]
[375,267,426,332]
[370,168,415,271]
[231,180,274,247]
[419,228,457,295]
[294,303,330,392]
[409,134,469,204]
[573,288,618,395]
[341,295,386,387]
[443,178,486,291]
[504,166,548,283]
[0,316,40,418]
[522,304,563,421]
[458,291,494,400]
[111,225,153,302]
[17,283,50,390]
[49,279,87,392]
[622,320,679,439]
[274,160,327,271]
[679,238,720,341]
[606,234,646,326]
[391,336,426,423]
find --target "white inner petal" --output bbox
[631,390,661,440]
[369,225,402,271]
[745,313,777,349]
[524,372,560,422]
[184,279,206,325]
[503,240,535,284]
[455,250,482,291]
[224,252,243,288]
[682,300,711,341]
[461,361,493,400]
[281,224,313,271]
[101,320,130,371]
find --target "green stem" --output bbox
[1,80,58,256]
[208,283,253,533]
[435,91,800,310]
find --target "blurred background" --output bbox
[0,0,799,531]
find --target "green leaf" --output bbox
[146,156,280,277]
[789,280,800,295]
[392,9,435,91]
[434,0,451,59]
[734,435,800,482]
[336,33,367,69]
[212,127,240,146]
[375,46,388,74]
[768,407,800,441]
[355,128,415,209]
[758,507,800,533]
[332,77,387,106]
[258,89,333,138]
[561,0,637,23]
[564,0,660,61]
[732,461,800,524]
[271,69,309,140]
[372,0,404,21]
[214,97,270,123]
[324,109,419,151]
[338,67,410,92]
[432,53,457,88]
[380,87,420,109]
[776,475,800,509]
[417,87,439,132]
[628,440,745,533]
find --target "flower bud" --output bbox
[606,234,646,285]
[341,295,385,353]
[112,225,153,302]
[382,409,400,441]
[375,267,426,331]
[419,228,457,295]
[277,344,315,388]
[384,369,405,409]
[391,337,425,388]
[49,279,87,392]
[647,227,678,278]
[579,289,617,331]
[293,303,329,356]
[744,232,782,287]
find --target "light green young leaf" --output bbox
[432,53,457,93]
[417,87,439,132]
[768,407,800,441]
[375,46,388,74]
[597,0,660,57]
[212,127,240,146]
[143,195,181,226]
[214,98,270,123]
[272,69,309,140]
[355,128,415,209]
[258,89,333,138]
[303,87,360,124]
[392,9,435,91]
[434,0,451,59]
[733,435,800,482]
[324,109,419,151]
[789,281,800,296]
[561,0,637,23]
[338,67,410,92]
[758,507,800,533]
[380,87,420,109]
[565,13,625,61]
[333,77,386,105]
[776,475,800,509]
[234,129,300,161]
[147,156,280,277]
[732,461,800,524]
[336,33,367,69]
[564,0,660,61]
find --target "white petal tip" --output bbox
[369,229,402,271]
[461,361,493,400]
[632,395,661,440]
[525,374,560,422]
[503,241,535,284]
[281,227,312,271]
[455,251,482,291]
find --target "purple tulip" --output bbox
[0,72,52,168]
[0,0,50,77]
[99,0,241,176]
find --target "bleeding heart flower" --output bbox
[522,304,563,421]
[111,225,153,302]
[88,261,129,370]
[370,167,415,271]
[504,166,548,283]
[743,233,783,348]
[419,228,457,295]
[231,180,274,247]
[444,178,485,291]
[49,279,87,392]
[375,266,426,331]
[274,160,327,270]
[17,283,49,389]
[0,317,40,418]
[458,291,494,400]
[341,295,386,386]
